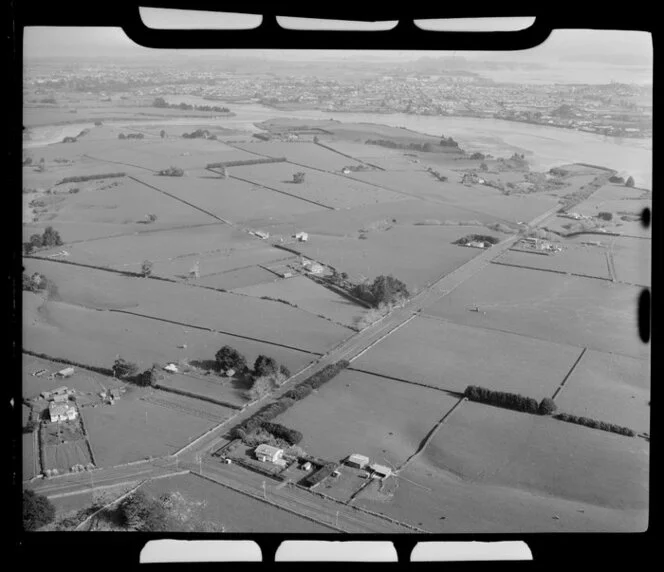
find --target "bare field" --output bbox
[273,369,460,469]
[555,350,650,434]
[81,386,216,467]
[421,264,648,359]
[351,316,582,399]
[140,472,331,532]
[230,162,407,209]
[24,298,318,377]
[421,400,648,510]
[496,243,611,279]
[233,275,365,328]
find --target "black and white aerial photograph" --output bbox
[18,7,652,541]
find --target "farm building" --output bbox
[301,461,312,471]
[466,241,487,249]
[110,389,121,400]
[294,232,309,242]
[49,402,77,423]
[346,454,370,469]
[255,444,284,464]
[301,259,325,274]
[253,231,270,240]
[54,367,75,378]
[369,463,392,479]
[52,393,69,403]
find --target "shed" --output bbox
[255,444,284,464]
[52,393,69,403]
[301,461,312,471]
[295,232,309,242]
[110,389,121,399]
[369,463,392,479]
[346,454,370,469]
[55,367,75,378]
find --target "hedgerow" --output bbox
[554,413,636,436]
[56,172,126,185]
[465,385,539,414]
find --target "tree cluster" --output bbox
[182,129,217,140]
[118,133,144,139]
[157,166,184,177]
[112,357,139,380]
[609,175,625,184]
[215,345,248,374]
[292,171,306,184]
[22,272,57,297]
[23,226,63,254]
[439,135,460,148]
[597,211,613,221]
[117,490,173,532]
[625,176,635,188]
[454,234,500,246]
[554,413,636,436]
[23,490,56,531]
[351,275,410,308]
[470,152,486,160]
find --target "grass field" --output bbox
[231,140,367,172]
[24,297,319,377]
[607,236,651,286]
[233,275,365,328]
[141,175,328,223]
[154,372,250,408]
[421,264,648,359]
[554,350,650,434]
[81,386,217,467]
[351,316,582,398]
[420,400,648,511]
[196,265,281,290]
[23,433,37,480]
[42,440,92,472]
[140,472,331,532]
[285,225,485,293]
[496,243,611,279]
[140,389,241,422]
[354,456,647,532]
[22,354,123,399]
[273,369,461,469]
[230,161,407,209]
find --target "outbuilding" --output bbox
[49,402,77,423]
[346,454,370,469]
[369,463,392,479]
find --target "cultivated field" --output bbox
[140,472,331,532]
[42,440,92,473]
[351,316,582,398]
[495,243,611,280]
[81,386,218,467]
[421,264,649,359]
[23,433,37,480]
[195,265,281,291]
[233,275,365,328]
[554,350,650,434]
[140,389,242,422]
[273,369,461,469]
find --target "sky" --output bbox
[23,12,652,83]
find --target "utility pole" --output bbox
[336,511,339,529]
[263,481,266,500]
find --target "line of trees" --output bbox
[118,133,144,139]
[553,413,636,437]
[152,97,230,113]
[230,360,350,444]
[465,386,541,414]
[206,157,286,169]
[57,172,126,185]
[156,166,184,177]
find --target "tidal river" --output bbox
[24,101,652,190]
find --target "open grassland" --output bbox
[350,169,559,221]
[496,243,611,279]
[256,197,496,240]
[140,389,244,421]
[351,316,582,399]
[354,457,647,532]
[230,161,407,209]
[22,354,123,399]
[24,297,318,377]
[233,275,365,328]
[421,264,649,359]
[555,350,650,434]
[607,236,651,286]
[273,369,461,469]
[420,401,648,510]
[141,472,331,532]
[288,225,485,293]
[154,372,250,408]
[81,386,217,467]
[143,176,327,223]
[232,140,367,172]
